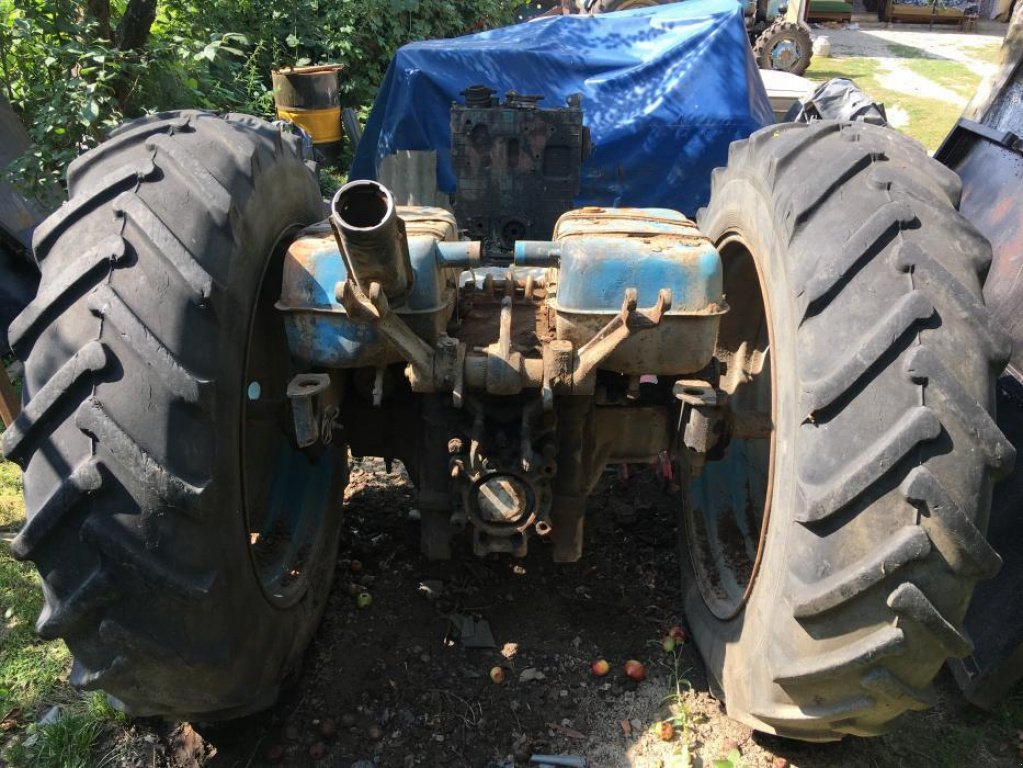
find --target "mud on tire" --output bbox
[3,111,346,720]
[688,120,1014,740]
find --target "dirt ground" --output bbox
[95,459,1023,768]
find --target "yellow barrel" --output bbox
[272,64,343,164]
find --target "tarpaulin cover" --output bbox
[350,0,774,216]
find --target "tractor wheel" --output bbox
[753,18,813,75]
[2,111,347,720]
[687,121,1014,740]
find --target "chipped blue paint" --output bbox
[277,224,455,368]
[553,209,723,314]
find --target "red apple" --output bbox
[668,625,687,643]
[655,720,675,741]
[591,658,610,677]
[624,659,646,681]
[490,666,506,684]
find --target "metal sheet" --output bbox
[551,207,725,375]
[954,138,1023,379]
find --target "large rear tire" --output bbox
[2,111,346,719]
[686,121,1014,740]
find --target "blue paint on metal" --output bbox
[277,225,455,368]
[554,209,722,313]
[514,241,562,267]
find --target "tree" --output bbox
[116,0,157,50]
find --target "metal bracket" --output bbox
[337,278,464,394]
[673,378,723,476]
[287,373,338,448]
[573,288,672,387]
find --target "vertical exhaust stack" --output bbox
[330,179,414,305]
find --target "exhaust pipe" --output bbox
[330,179,414,304]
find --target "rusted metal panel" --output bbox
[936,117,1023,380]
[936,1,1023,381]
[378,150,451,209]
[450,88,587,262]
[275,208,460,369]
[548,207,726,375]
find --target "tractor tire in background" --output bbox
[2,111,347,719]
[686,121,1014,740]
[753,19,813,75]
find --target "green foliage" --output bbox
[712,749,745,768]
[4,696,119,768]
[1,0,519,203]
[1,458,71,725]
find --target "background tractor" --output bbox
[1,0,1017,746]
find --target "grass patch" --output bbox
[960,41,1004,66]
[4,692,124,768]
[0,371,128,765]
[922,687,1023,768]
[1,458,71,719]
[806,55,882,83]
[903,57,982,99]
[0,460,23,530]
[884,41,937,60]
[1,379,124,766]
[805,54,968,151]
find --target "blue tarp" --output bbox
[350,0,774,217]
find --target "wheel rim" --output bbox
[242,228,340,607]
[684,234,776,621]
[770,38,801,71]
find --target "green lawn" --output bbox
[0,459,70,725]
[805,38,1001,152]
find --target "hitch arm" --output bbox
[572,288,672,385]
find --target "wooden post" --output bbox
[0,363,19,428]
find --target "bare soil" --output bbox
[102,459,1022,768]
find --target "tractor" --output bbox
[1,0,1014,745]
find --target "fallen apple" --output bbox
[489,666,506,684]
[655,720,675,741]
[591,659,610,677]
[356,591,372,609]
[624,659,646,681]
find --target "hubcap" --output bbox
[771,39,801,71]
